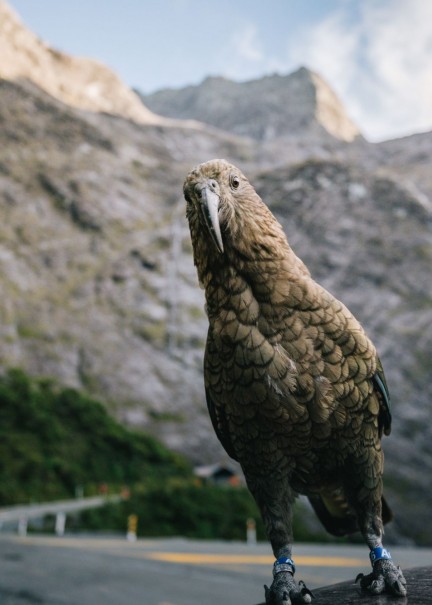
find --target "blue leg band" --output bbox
[370,546,392,566]
[273,556,296,576]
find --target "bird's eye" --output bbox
[230,175,240,190]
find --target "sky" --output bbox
[8,0,432,142]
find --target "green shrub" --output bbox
[0,368,330,543]
[76,482,329,542]
[0,369,190,504]
[78,480,267,541]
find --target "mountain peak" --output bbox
[141,67,361,142]
[306,68,360,142]
[0,0,160,124]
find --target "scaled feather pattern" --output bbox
[184,159,406,603]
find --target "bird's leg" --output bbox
[350,482,406,597]
[245,474,313,605]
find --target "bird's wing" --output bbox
[204,330,239,461]
[303,283,391,435]
[205,386,239,461]
[271,277,384,432]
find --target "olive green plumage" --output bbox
[184,159,405,602]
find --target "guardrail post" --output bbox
[18,518,28,537]
[55,512,66,536]
[246,518,257,545]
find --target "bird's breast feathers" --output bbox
[204,270,378,438]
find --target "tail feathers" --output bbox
[308,491,393,537]
[308,492,358,537]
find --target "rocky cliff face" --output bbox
[0,76,245,462]
[0,0,162,124]
[1,0,432,543]
[140,68,360,143]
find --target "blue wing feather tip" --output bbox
[372,370,392,434]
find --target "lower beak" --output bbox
[200,186,224,254]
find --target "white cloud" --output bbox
[286,0,432,141]
[211,1,432,141]
[218,22,285,82]
[361,0,432,138]
[234,23,263,63]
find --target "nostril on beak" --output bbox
[195,180,218,198]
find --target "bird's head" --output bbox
[184,158,293,286]
[184,158,250,255]
[184,157,282,252]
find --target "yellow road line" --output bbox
[4,536,363,568]
[144,552,364,567]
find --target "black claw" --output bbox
[397,568,407,587]
[355,560,407,597]
[298,580,314,598]
[393,580,407,596]
[264,573,315,604]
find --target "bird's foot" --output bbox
[264,572,313,605]
[356,558,407,597]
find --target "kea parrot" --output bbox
[183,159,406,604]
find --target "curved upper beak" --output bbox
[199,184,224,254]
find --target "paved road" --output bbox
[1,534,431,605]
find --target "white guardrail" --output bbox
[0,494,123,536]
